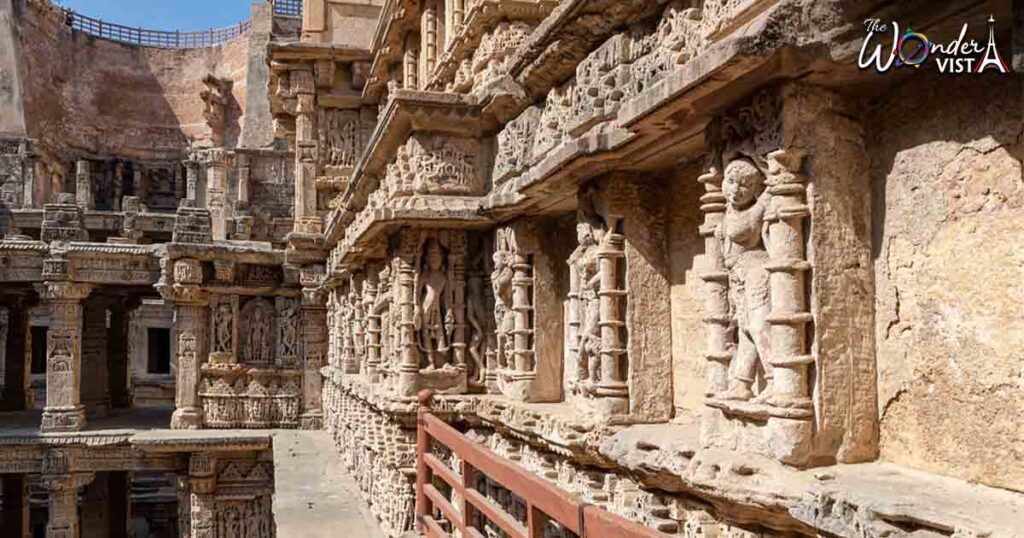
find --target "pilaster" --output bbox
[39,282,93,433]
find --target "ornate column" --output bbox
[301,287,327,429]
[363,264,382,381]
[203,150,230,241]
[185,158,199,203]
[163,258,209,430]
[510,251,534,376]
[396,232,421,397]
[81,297,109,417]
[595,223,628,414]
[764,149,812,409]
[448,233,468,369]
[421,0,439,82]
[351,272,366,370]
[40,282,93,433]
[41,449,94,538]
[75,160,92,210]
[292,68,321,234]
[697,145,731,396]
[188,453,217,538]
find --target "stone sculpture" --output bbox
[415,239,455,369]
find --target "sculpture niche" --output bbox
[415,239,455,370]
[717,156,774,403]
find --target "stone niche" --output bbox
[563,175,672,421]
[698,84,877,467]
[199,292,304,429]
[488,220,563,403]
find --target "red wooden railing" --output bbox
[61,8,251,48]
[415,391,667,538]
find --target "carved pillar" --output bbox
[510,251,534,375]
[364,265,382,381]
[397,232,420,397]
[81,298,109,418]
[403,36,420,90]
[41,449,94,538]
[452,0,465,36]
[237,153,251,205]
[134,169,147,209]
[595,225,628,414]
[203,151,229,242]
[698,152,731,395]
[41,282,93,433]
[450,233,467,369]
[75,160,92,210]
[292,69,321,234]
[165,258,208,430]
[188,453,217,538]
[301,288,326,429]
[185,160,199,202]
[340,280,357,374]
[112,163,124,211]
[351,272,366,370]
[764,150,812,409]
[421,0,439,82]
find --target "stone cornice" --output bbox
[268,41,373,63]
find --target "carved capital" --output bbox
[174,258,203,285]
[39,282,93,302]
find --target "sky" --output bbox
[56,0,256,31]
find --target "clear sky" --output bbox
[56,0,257,31]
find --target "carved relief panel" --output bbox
[209,295,238,365]
[238,298,276,366]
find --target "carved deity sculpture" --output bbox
[491,236,515,369]
[568,205,606,394]
[213,303,233,354]
[415,239,455,369]
[372,263,394,370]
[465,247,490,384]
[717,156,774,402]
[241,299,275,365]
[279,299,299,357]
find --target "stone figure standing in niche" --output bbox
[280,300,299,357]
[248,305,271,364]
[214,303,232,354]
[465,248,489,383]
[491,244,514,369]
[569,208,605,394]
[717,156,774,402]
[415,239,455,369]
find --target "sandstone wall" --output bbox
[666,164,706,419]
[19,0,251,164]
[870,75,1024,492]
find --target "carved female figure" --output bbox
[213,303,233,354]
[491,247,514,369]
[718,157,774,402]
[248,304,271,364]
[415,239,455,369]
[568,211,605,394]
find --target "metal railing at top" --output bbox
[61,8,252,48]
[415,391,668,538]
[272,0,303,17]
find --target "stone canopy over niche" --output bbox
[699,84,877,467]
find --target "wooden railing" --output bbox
[415,391,667,538]
[62,8,251,48]
[272,0,304,17]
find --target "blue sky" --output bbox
[56,0,256,31]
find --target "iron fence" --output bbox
[272,0,303,17]
[62,8,251,48]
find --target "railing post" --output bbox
[415,389,435,533]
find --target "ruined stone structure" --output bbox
[0,0,1023,536]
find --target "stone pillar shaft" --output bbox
[421,0,438,82]
[698,164,730,395]
[511,255,534,375]
[301,292,327,429]
[75,160,92,210]
[596,232,628,409]
[188,453,217,538]
[43,473,93,538]
[41,283,92,433]
[364,268,382,381]
[172,299,207,429]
